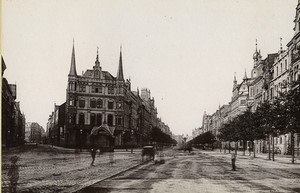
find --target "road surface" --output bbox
[77,150,300,193]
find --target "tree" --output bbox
[277,80,300,163]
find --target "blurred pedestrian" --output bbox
[8,156,19,193]
[248,145,251,156]
[231,152,236,171]
[109,151,114,166]
[91,148,97,166]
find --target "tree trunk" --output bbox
[229,142,231,154]
[224,142,226,154]
[253,140,256,158]
[268,135,271,160]
[291,132,295,164]
[272,135,275,161]
[243,140,246,156]
[235,142,238,155]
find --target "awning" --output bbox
[90,124,115,136]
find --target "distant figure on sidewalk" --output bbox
[231,152,236,171]
[109,151,114,166]
[91,148,97,166]
[8,156,19,193]
[248,145,251,156]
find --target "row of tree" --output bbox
[151,127,177,145]
[188,131,216,150]
[218,81,300,163]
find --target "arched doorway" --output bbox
[90,124,115,151]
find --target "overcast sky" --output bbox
[2,0,297,136]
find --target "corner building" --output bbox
[65,44,132,148]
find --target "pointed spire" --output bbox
[95,46,100,67]
[137,87,140,96]
[243,69,247,80]
[69,41,77,76]
[280,37,283,52]
[117,45,124,81]
[255,39,258,52]
[234,72,237,84]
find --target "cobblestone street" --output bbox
[2,145,144,193]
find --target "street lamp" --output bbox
[7,130,11,148]
[80,129,83,152]
[131,129,134,154]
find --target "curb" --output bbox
[61,160,152,193]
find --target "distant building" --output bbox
[25,122,45,143]
[2,57,26,147]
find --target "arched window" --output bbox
[94,70,100,79]
[79,99,85,108]
[107,114,114,126]
[90,99,96,108]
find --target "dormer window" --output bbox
[94,70,100,79]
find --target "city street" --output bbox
[77,150,300,193]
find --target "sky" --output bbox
[2,0,298,136]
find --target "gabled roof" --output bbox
[82,70,115,80]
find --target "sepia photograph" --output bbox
[1,0,300,192]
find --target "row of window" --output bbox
[69,113,123,127]
[70,97,122,110]
[69,82,124,95]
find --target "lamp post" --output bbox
[7,130,11,148]
[80,129,83,152]
[131,129,134,154]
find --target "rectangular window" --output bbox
[96,114,102,126]
[108,87,114,94]
[79,113,85,125]
[90,113,96,126]
[108,101,114,109]
[240,100,246,105]
[79,99,85,108]
[116,117,123,126]
[280,137,282,144]
[285,59,287,70]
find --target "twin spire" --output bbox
[68,41,124,81]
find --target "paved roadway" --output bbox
[77,150,300,193]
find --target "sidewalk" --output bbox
[201,148,300,166]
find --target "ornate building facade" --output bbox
[48,44,170,149]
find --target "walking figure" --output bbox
[91,148,97,166]
[109,151,114,166]
[8,156,19,193]
[231,152,236,171]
